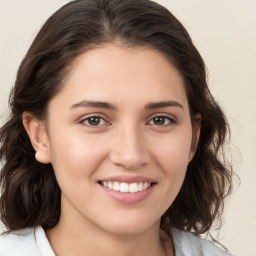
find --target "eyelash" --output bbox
[147,115,177,127]
[79,114,177,128]
[80,115,109,127]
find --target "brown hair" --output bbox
[0,0,233,235]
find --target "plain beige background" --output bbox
[0,1,255,255]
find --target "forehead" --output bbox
[49,44,189,110]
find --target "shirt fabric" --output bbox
[0,226,232,256]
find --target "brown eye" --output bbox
[152,116,166,125]
[82,116,106,126]
[148,116,175,126]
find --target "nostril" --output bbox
[109,152,148,170]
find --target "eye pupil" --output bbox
[88,117,100,126]
[153,116,166,125]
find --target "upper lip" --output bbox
[98,175,157,184]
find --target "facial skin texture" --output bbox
[23,44,200,256]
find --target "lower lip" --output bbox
[99,183,156,205]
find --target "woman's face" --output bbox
[42,44,198,235]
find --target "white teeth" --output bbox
[101,181,152,193]
[120,182,129,192]
[107,182,113,189]
[113,182,119,191]
[138,182,143,192]
[129,183,138,193]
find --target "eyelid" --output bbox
[77,112,177,127]
[146,113,177,126]
[79,114,110,127]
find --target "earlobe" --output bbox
[22,112,51,164]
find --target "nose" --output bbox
[109,125,149,170]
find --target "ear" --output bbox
[189,113,201,162]
[22,112,51,164]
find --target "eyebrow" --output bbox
[145,101,184,110]
[70,100,116,110]
[70,100,183,111]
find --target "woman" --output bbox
[0,0,233,255]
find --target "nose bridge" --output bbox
[110,121,148,170]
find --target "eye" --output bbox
[81,116,107,127]
[148,115,175,126]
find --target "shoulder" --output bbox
[170,228,233,256]
[0,226,41,256]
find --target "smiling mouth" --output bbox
[99,181,155,193]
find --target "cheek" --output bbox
[152,130,192,172]
[149,128,192,198]
[48,129,108,180]
[48,133,110,209]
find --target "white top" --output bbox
[0,226,232,256]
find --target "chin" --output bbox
[99,215,160,236]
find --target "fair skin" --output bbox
[23,44,200,256]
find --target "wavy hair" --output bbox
[0,0,233,235]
